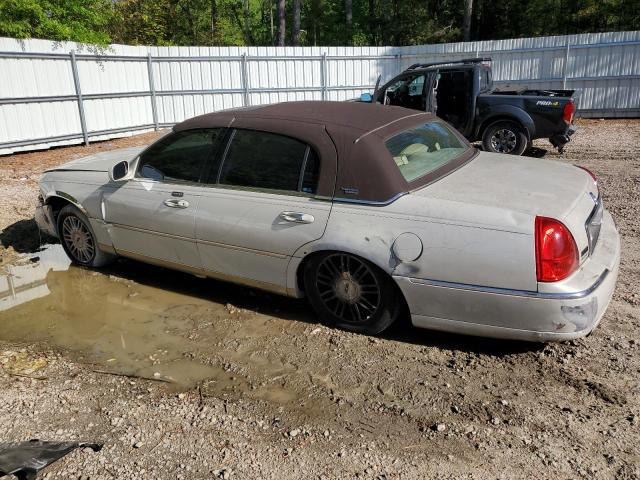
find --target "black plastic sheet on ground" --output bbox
[0,439,102,480]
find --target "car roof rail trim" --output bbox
[406,57,492,71]
[354,113,428,143]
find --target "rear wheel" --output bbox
[303,252,402,335]
[57,204,115,267]
[482,120,528,155]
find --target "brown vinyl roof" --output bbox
[173,101,475,203]
[174,101,435,139]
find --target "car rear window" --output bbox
[385,122,468,182]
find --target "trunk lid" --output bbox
[46,147,144,173]
[413,151,599,258]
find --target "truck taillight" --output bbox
[535,216,579,282]
[563,101,575,124]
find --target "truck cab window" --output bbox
[382,73,427,111]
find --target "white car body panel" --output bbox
[102,179,202,268]
[195,187,331,292]
[36,128,619,342]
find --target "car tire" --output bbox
[303,252,402,335]
[57,204,115,268]
[482,120,528,155]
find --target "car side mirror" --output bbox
[359,92,373,103]
[110,160,129,181]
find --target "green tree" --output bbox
[0,0,115,45]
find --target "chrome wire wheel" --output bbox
[490,128,517,153]
[315,253,382,324]
[61,215,95,264]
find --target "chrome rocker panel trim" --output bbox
[406,269,609,300]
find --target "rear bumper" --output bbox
[393,210,620,342]
[34,205,58,238]
[550,124,578,150]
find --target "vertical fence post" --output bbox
[562,42,571,89]
[395,53,402,74]
[147,53,159,130]
[240,53,250,106]
[321,53,328,101]
[70,51,89,146]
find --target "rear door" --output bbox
[195,127,335,293]
[102,129,224,269]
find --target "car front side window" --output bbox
[137,129,223,183]
[217,129,317,194]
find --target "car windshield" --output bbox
[385,122,468,182]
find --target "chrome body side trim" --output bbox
[332,191,406,206]
[406,269,610,300]
[45,191,89,215]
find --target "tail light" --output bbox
[576,165,597,184]
[563,101,575,124]
[535,216,579,282]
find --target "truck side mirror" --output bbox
[110,160,129,181]
[359,93,373,103]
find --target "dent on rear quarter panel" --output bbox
[294,197,537,293]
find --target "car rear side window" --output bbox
[385,122,468,182]
[137,129,223,183]
[218,129,314,193]
[300,149,319,194]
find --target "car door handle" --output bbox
[279,211,314,224]
[164,198,190,209]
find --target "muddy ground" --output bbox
[0,119,638,479]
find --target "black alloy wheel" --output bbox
[304,252,402,335]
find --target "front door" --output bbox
[195,128,333,293]
[103,128,224,269]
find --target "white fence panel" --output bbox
[0,32,638,155]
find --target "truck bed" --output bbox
[491,88,575,98]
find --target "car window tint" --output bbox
[137,129,222,183]
[219,130,308,192]
[385,122,468,182]
[300,149,319,194]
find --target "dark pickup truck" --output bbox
[363,58,578,155]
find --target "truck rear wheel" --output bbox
[482,120,528,155]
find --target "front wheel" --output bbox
[303,252,402,335]
[57,204,115,267]
[482,120,528,155]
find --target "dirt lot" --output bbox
[0,119,639,479]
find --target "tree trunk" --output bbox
[211,0,217,39]
[270,0,274,42]
[345,0,353,44]
[276,0,286,46]
[368,0,376,45]
[243,0,251,45]
[292,0,301,45]
[462,0,473,42]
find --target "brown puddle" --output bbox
[0,244,326,406]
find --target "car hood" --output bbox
[414,151,597,220]
[46,147,145,173]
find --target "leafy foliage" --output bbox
[0,0,114,44]
[0,0,637,47]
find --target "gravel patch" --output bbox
[0,119,639,479]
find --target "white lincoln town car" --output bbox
[35,101,620,341]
